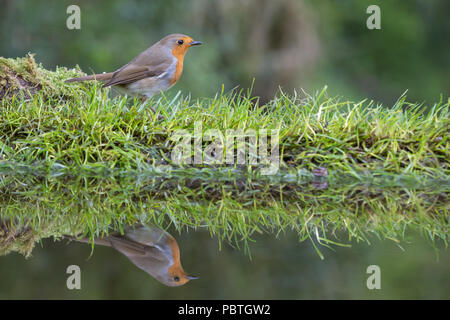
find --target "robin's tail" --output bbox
[65,72,114,83]
[63,234,114,247]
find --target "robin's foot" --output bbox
[150,107,164,120]
[140,96,164,120]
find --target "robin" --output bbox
[66,34,202,103]
[67,224,198,287]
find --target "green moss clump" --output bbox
[0,220,38,257]
[0,53,96,101]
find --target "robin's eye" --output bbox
[174,276,180,282]
[177,39,184,45]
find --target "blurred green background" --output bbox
[1,0,449,104]
[0,0,449,299]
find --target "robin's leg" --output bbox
[140,96,163,120]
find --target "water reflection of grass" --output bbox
[0,56,448,257]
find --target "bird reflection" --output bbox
[67,225,197,287]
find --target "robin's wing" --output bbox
[123,225,176,262]
[124,225,169,247]
[102,54,174,88]
[101,65,158,88]
[108,235,167,262]
[108,236,170,283]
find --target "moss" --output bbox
[0,56,448,257]
[0,53,95,101]
[0,220,38,257]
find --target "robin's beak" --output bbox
[186,275,199,280]
[189,41,202,46]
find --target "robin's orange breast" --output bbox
[170,45,189,85]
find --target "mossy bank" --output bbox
[0,55,448,257]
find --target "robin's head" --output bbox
[163,240,198,286]
[160,34,202,60]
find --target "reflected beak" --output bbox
[189,41,203,46]
[186,275,199,280]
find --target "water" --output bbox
[0,164,448,298]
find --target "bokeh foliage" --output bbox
[1,0,448,104]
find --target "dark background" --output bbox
[1,0,449,105]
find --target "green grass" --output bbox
[0,55,448,257]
